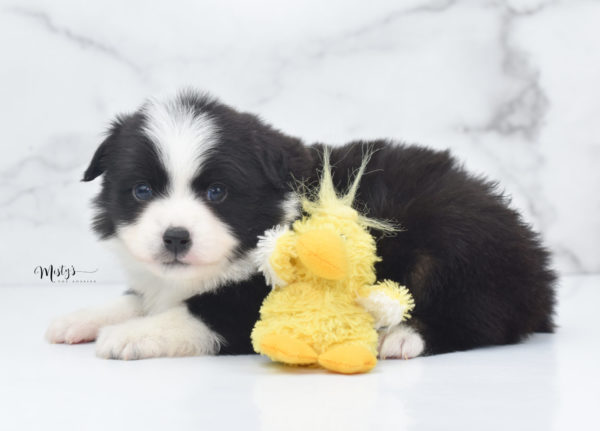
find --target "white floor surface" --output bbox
[1,275,598,431]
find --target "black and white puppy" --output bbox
[46,91,556,360]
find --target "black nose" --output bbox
[163,227,191,255]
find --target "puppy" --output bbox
[46,91,556,360]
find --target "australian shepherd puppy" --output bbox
[46,90,556,360]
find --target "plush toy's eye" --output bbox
[206,183,227,203]
[133,183,153,201]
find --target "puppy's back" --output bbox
[311,141,556,354]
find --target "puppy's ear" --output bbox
[256,141,289,190]
[82,119,123,182]
[253,127,311,190]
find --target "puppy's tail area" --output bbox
[534,316,556,333]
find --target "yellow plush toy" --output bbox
[251,151,414,374]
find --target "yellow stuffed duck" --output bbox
[251,151,414,374]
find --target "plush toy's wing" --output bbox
[356,280,415,329]
[254,225,297,288]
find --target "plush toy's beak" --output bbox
[296,229,349,281]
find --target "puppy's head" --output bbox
[84,91,308,280]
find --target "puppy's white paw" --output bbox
[379,325,425,359]
[95,307,221,360]
[46,295,142,345]
[96,323,166,360]
[45,311,102,344]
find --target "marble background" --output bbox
[1,0,598,285]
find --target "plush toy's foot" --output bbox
[259,334,318,365]
[318,344,377,374]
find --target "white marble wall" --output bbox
[1,0,598,284]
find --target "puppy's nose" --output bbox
[163,227,191,255]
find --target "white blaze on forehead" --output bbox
[142,98,218,194]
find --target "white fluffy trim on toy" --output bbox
[254,225,290,288]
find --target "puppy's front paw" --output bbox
[95,323,163,360]
[379,325,425,360]
[95,312,214,360]
[45,311,102,344]
[46,296,143,345]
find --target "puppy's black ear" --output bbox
[82,119,123,182]
[252,126,311,190]
[256,140,289,190]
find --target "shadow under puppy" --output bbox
[46,90,556,360]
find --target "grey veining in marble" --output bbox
[1,0,598,284]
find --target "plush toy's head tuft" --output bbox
[288,149,399,286]
[300,149,398,234]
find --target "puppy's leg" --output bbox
[95,305,221,360]
[378,323,425,359]
[46,293,142,344]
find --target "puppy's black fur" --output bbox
[311,142,556,354]
[89,92,556,355]
[84,113,170,238]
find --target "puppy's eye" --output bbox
[206,183,227,203]
[133,183,153,201]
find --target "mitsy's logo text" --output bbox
[34,265,98,283]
